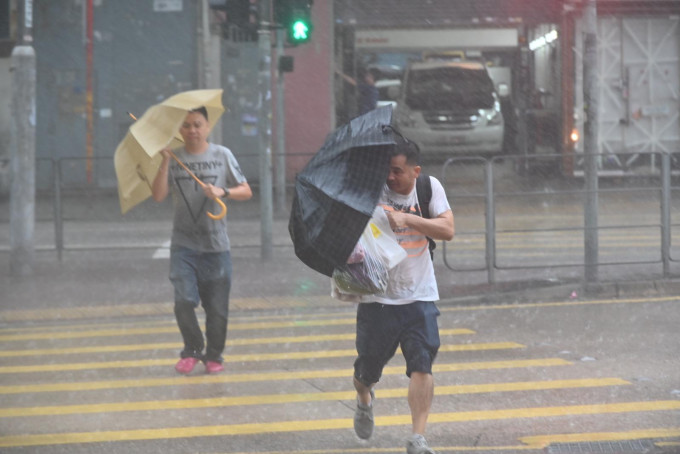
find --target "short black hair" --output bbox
[190,106,208,121]
[392,134,421,165]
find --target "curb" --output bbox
[0,295,340,323]
[438,277,680,306]
[2,278,680,324]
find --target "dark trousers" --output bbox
[169,246,232,363]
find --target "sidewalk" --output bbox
[2,189,680,322]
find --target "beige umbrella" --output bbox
[114,89,226,217]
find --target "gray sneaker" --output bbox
[353,390,375,440]
[406,434,436,454]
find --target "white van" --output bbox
[393,60,506,155]
[376,78,401,108]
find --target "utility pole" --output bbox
[583,0,599,282]
[85,0,93,184]
[275,28,286,214]
[258,0,274,260]
[10,0,37,276]
[516,26,530,172]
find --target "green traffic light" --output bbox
[292,19,309,41]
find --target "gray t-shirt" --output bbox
[167,143,247,252]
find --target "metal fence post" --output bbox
[258,0,273,261]
[485,159,496,284]
[54,158,63,261]
[661,152,671,277]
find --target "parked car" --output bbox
[393,60,507,156]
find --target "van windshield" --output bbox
[405,66,496,111]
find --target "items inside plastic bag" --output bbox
[331,208,407,300]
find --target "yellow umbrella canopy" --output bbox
[114,89,225,214]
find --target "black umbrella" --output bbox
[289,106,400,276]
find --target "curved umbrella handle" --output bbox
[165,151,227,220]
[207,197,227,220]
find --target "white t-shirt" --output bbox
[360,175,451,305]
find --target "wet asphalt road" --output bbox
[1,159,679,453]
[0,285,678,453]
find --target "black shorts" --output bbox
[354,301,440,386]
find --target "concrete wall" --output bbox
[33,0,198,188]
[1,0,336,191]
[0,0,16,195]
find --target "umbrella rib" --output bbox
[128,112,204,187]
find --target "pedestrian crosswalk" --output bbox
[0,298,678,452]
[0,358,572,396]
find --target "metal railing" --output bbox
[439,151,680,284]
[3,151,680,285]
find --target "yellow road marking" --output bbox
[0,297,340,322]
[520,427,680,447]
[0,308,354,333]
[0,329,474,357]
[0,358,570,394]
[440,295,680,312]
[227,447,539,453]
[0,318,358,342]
[0,318,172,333]
[0,378,629,417]
[0,326,184,341]
[224,428,680,453]
[0,400,677,448]
[3,294,677,332]
[0,342,523,373]
[1,342,185,357]
[1,295,678,327]
[491,251,626,258]
[455,231,662,240]
[449,241,663,251]
[421,401,680,425]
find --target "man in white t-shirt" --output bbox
[352,136,454,454]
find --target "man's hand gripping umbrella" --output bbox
[128,112,227,220]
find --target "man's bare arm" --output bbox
[386,210,454,241]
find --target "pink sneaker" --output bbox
[205,361,224,374]
[175,357,199,374]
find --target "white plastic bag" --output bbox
[367,207,407,270]
[331,208,406,300]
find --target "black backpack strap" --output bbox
[416,174,436,260]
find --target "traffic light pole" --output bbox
[258,0,274,261]
[275,28,287,214]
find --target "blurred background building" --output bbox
[0,0,679,193]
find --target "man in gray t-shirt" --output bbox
[152,107,252,375]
